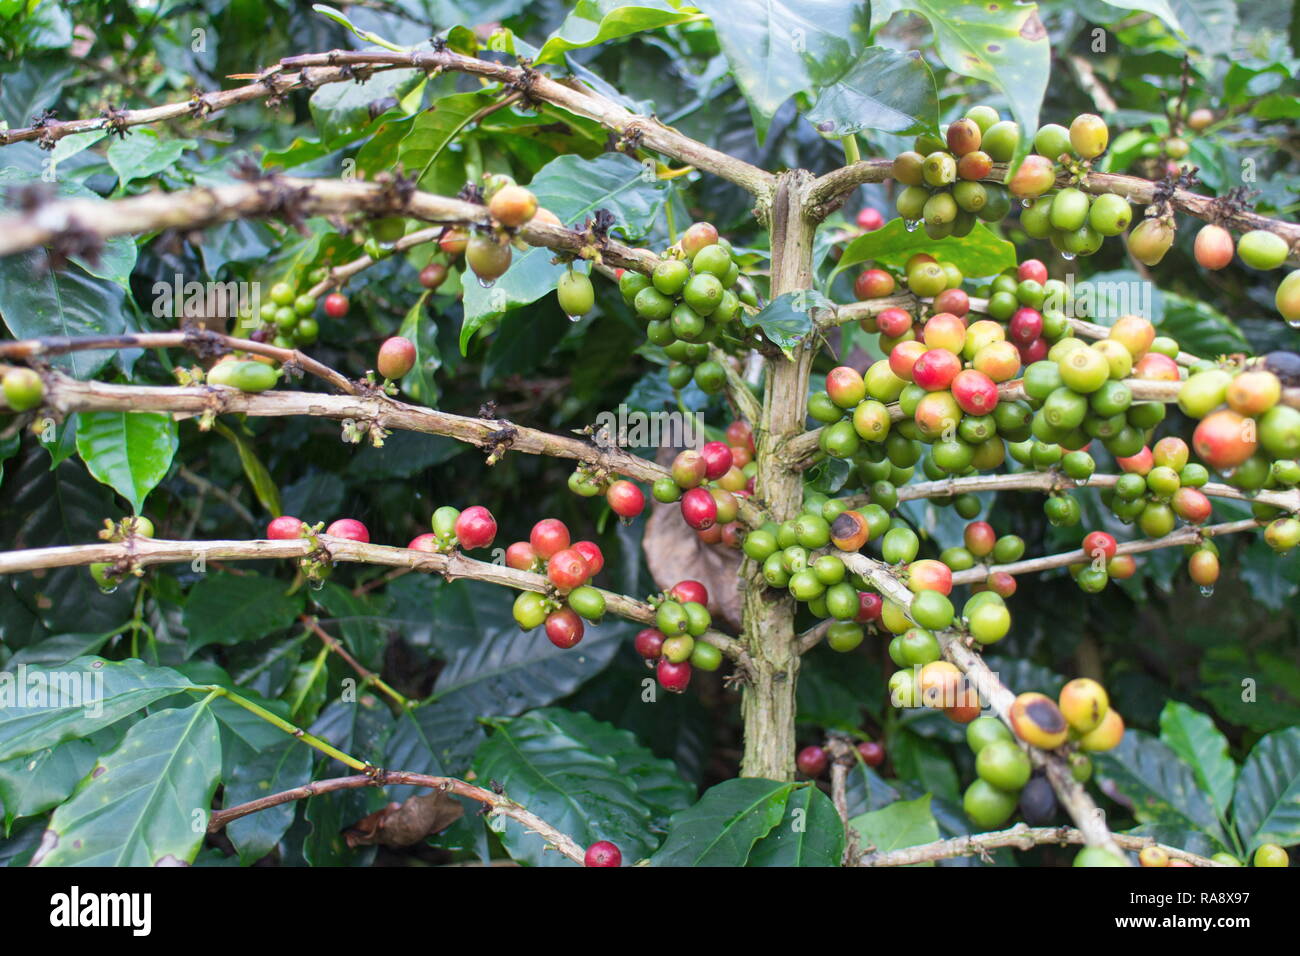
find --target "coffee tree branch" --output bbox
[0,534,748,664]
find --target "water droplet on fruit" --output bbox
[1020,198,1032,207]
[904,219,920,232]
[566,313,582,323]
[1060,251,1076,261]
[476,276,495,289]
[98,584,118,595]
[1199,585,1215,597]
[1288,317,1300,330]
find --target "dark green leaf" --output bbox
[741,290,826,357]
[223,739,313,865]
[34,701,222,866]
[806,47,938,136]
[834,218,1015,281]
[182,573,305,655]
[1158,700,1236,824]
[650,777,794,866]
[1232,727,1300,853]
[748,782,845,866]
[1096,730,1226,847]
[850,794,940,861]
[0,739,97,830]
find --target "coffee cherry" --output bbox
[504,541,538,571]
[976,739,1031,791]
[1069,113,1109,158]
[1009,692,1069,749]
[1019,774,1059,825]
[680,487,718,530]
[1276,270,1300,322]
[1265,516,1300,552]
[919,660,962,708]
[827,366,867,408]
[671,450,708,489]
[488,185,538,227]
[1078,707,1125,752]
[635,628,666,659]
[530,519,570,559]
[605,480,645,520]
[1138,846,1170,867]
[796,745,829,778]
[407,533,438,552]
[966,716,1013,754]
[964,778,1018,828]
[661,635,695,664]
[453,505,496,550]
[697,441,733,481]
[583,840,621,867]
[318,292,348,319]
[466,233,512,282]
[1074,847,1127,867]
[855,268,895,300]
[1193,409,1257,470]
[1058,677,1109,734]
[981,120,1019,162]
[1253,843,1289,867]
[557,270,595,319]
[1228,370,1282,417]
[267,515,305,539]
[326,518,369,542]
[567,585,606,622]
[1260,405,1300,458]
[1180,370,1233,421]
[513,591,549,630]
[376,336,417,380]
[545,608,584,648]
[1129,217,1176,265]
[418,262,448,290]
[1008,155,1056,199]
[1237,229,1289,270]
[656,658,692,692]
[968,601,1011,645]
[0,366,44,412]
[1194,224,1235,270]
[547,548,590,590]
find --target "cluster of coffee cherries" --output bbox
[567,468,646,522]
[506,519,607,649]
[939,521,1025,597]
[795,736,885,778]
[247,278,324,349]
[617,222,750,394]
[655,424,755,548]
[633,580,719,693]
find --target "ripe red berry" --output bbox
[656,658,692,692]
[911,349,961,391]
[408,533,437,552]
[671,449,708,489]
[1017,337,1048,365]
[605,479,645,519]
[908,558,953,595]
[987,571,1018,597]
[857,741,885,767]
[377,336,417,380]
[505,541,539,571]
[1009,307,1044,345]
[454,505,497,550]
[725,420,755,453]
[1172,487,1212,524]
[572,541,605,577]
[796,745,828,778]
[545,608,584,649]
[323,292,349,318]
[933,287,970,317]
[964,521,996,557]
[419,262,448,289]
[877,307,913,338]
[1082,531,1117,563]
[669,580,709,606]
[266,515,304,540]
[1017,260,1048,285]
[547,548,591,590]
[584,840,622,867]
[326,518,369,543]
[856,207,885,232]
[530,518,571,559]
[856,592,883,623]
[680,487,718,530]
[699,441,734,481]
[635,628,666,659]
[951,368,999,415]
[1117,446,1153,475]
[854,267,894,299]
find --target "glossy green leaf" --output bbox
[223,739,313,866]
[398,91,497,189]
[75,411,177,514]
[650,778,794,866]
[1158,700,1236,823]
[871,1,1050,166]
[741,291,827,358]
[474,708,689,865]
[34,701,222,866]
[1165,0,1237,56]
[1232,727,1300,853]
[0,657,195,762]
[695,0,872,141]
[833,218,1016,282]
[1095,730,1226,847]
[748,782,845,866]
[849,793,939,861]
[0,739,97,830]
[805,47,938,136]
[182,573,305,655]
[535,0,696,65]
[1158,291,1249,358]
[106,129,197,192]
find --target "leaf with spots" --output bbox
[871,0,1050,167]
[33,700,222,866]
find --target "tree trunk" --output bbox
[739,170,818,780]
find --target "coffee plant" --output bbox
[0,0,1296,871]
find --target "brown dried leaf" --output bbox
[343,791,464,848]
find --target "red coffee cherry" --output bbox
[544,608,584,649]
[656,658,692,692]
[505,541,540,571]
[606,480,646,518]
[377,336,417,380]
[669,580,709,606]
[796,745,829,778]
[407,533,437,552]
[454,505,497,550]
[857,741,885,767]
[323,292,349,318]
[584,840,622,867]
[635,628,666,659]
[700,441,735,481]
[530,518,571,559]
[266,515,305,540]
[546,548,591,590]
[680,487,719,530]
[326,518,369,543]
[572,541,605,577]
